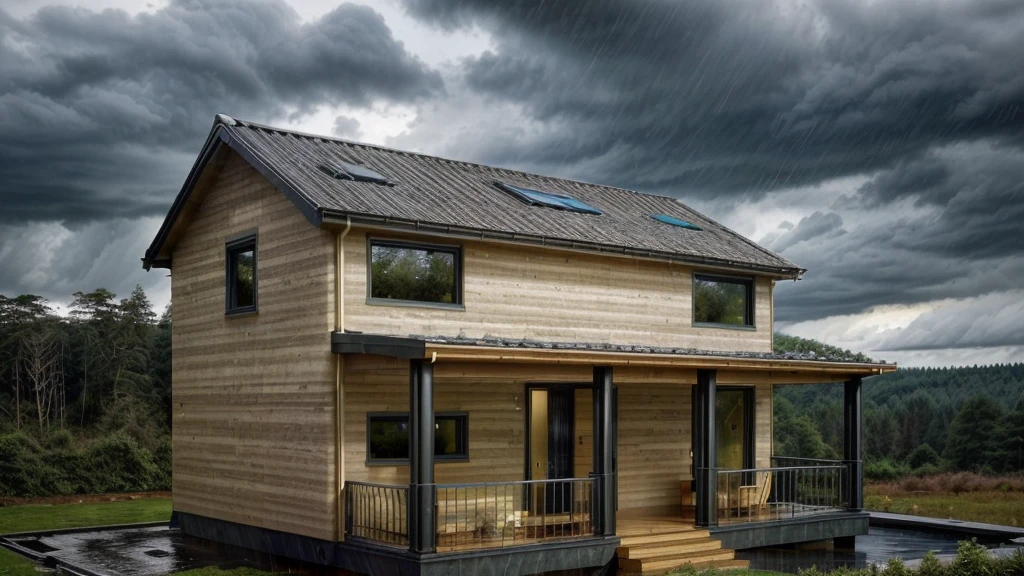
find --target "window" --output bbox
[693,273,753,328]
[225,234,257,315]
[651,213,702,231]
[317,161,391,185]
[368,239,461,307]
[496,182,603,215]
[366,412,469,464]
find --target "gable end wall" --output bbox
[170,151,337,540]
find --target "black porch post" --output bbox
[409,359,435,553]
[844,376,863,511]
[593,366,616,536]
[694,369,717,527]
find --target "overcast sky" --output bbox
[2,0,1022,367]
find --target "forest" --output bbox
[1,287,1022,497]
[0,288,171,497]
[773,334,1024,480]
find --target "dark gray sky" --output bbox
[2,0,1022,367]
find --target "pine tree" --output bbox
[943,395,1004,472]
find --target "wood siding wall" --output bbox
[171,152,338,541]
[343,233,773,353]
[343,360,773,515]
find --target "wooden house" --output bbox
[143,115,895,575]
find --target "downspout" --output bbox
[335,216,351,541]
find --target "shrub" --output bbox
[994,549,1024,576]
[83,432,160,493]
[908,444,941,469]
[912,463,942,478]
[865,460,911,482]
[881,558,912,576]
[949,539,993,576]
[0,432,45,497]
[45,428,75,451]
[917,551,945,576]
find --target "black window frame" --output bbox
[366,237,464,310]
[692,272,755,330]
[365,411,470,465]
[225,233,258,316]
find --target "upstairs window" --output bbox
[368,239,461,307]
[226,234,257,315]
[496,182,603,215]
[693,273,753,328]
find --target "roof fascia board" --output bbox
[142,123,322,270]
[321,211,804,279]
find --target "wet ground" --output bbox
[738,526,1023,573]
[6,525,285,576]
[6,523,1024,576]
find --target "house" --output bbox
[143,114,895,576]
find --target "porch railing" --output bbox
[771,456,844,468]
[435,478,596,551]
[716,464,846,525]
[345,481,409,547]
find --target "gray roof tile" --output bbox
[219,116,802,276]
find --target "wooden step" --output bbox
[619,530,712,547]
[617,537,721,559]
[618,548,736,573]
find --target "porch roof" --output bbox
[332,332,896,378]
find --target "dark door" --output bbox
[546,388,574,513]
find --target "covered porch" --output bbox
[333,333,892,572]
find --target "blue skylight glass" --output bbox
[318,161,390,185]
[498,183,603,215]
[651,213,702,231]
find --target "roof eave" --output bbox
[320,209,804,279]
[142,114,323,271]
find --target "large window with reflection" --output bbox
[693,273,754,328]
[368,239,461,307]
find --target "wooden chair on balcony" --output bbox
[738,472,772,519]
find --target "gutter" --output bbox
[320,211,805,280]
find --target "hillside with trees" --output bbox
[0,289,171,497]
[773,335,1024,479]
[2,288,1022,497]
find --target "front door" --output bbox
[528,387,575,513]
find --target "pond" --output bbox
[738,526,1021,573]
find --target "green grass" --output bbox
[865,488,1024,527]
[0,548,38,576]
[0,498,172,535]
[0,497,281,576]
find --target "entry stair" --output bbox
[616,528,747,574]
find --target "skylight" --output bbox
[651,213,702,231]
[318,161,391,185]
[497,183,602,215]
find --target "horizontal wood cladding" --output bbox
[617,382,692,511]
[344,356,527,486]
[343,233,773,353]
[344,360,774,516]
[171,152,337,541]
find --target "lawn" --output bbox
[865,485,1024,527]
[0,498,172,535]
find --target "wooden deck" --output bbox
[616,511,747,575]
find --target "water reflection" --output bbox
[739,527,1013,574]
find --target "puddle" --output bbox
[738,526,1022,574]
[10,525,284,576]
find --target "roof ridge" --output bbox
[226,115,686,203]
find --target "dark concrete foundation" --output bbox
[177,511,619,576]
[711,512,870,550]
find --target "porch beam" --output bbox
[694,369,717,527]
[843,377,863,511]
[409,359,436,553]
[593,366,616,536]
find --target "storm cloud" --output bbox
[2,0,1022,365]
[0,0,441,224]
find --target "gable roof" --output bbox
[144,114,803,277]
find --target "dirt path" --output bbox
[0,491,171,507]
